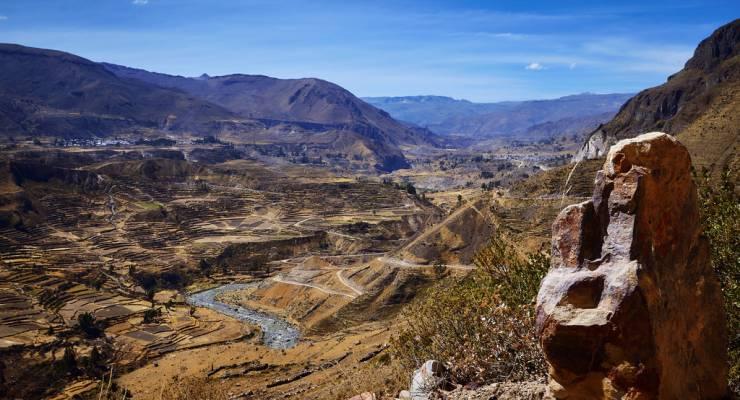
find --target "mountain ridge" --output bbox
[364,92,633,139]
[101,63,436,148]
[0,43,237,137]
[0,43,439,171]
[575,18,740,173]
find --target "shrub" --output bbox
[433,260,448,279]
[696,166,739,392]
[77,312,101,338]
[143,307,162,324]
[391,232,548,385]
[56,347,79,376]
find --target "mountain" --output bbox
[362,96,505,127]
[576,19,740,173]
[0,44,435,171]
[363,93,633,139]
[0,44,236,138]
[101,63,435,148]
[523,112,616,140]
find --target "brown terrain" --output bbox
[0,132,599,399]
[0,17,736,400]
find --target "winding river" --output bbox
[186,283,300,349]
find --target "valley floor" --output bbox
[0,141,592,399]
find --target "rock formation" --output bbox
[536,132,728,399]
[574,20,739,177]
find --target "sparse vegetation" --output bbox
[160,376,229,400]
[143,307,162,324]
[696,166,739,392]
[77,312,102,338]
[391,232,548,386]
[323,355,407,400]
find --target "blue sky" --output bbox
[0,1,737,102]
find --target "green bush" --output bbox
[391,232,548,385]
[696,166,739,393]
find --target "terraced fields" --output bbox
[0,146,439,399]
[0,143,589,399]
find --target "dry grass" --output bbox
[318,355,408,400]
[390,232,548,386]
[159,376,229,400]
[96,372,228,400]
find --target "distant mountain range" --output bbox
[363,93,633,139]
[576,18,739,175]
[0,44,438,171]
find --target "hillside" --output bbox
[0,44,440,172]
[576,19,740,173]
[0,44,236,137]
[364,93,632,139]
[102,63,436,148]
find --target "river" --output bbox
[186,283,300,349]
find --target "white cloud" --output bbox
[0,16,8,21]
[132,0,149,4]
[525,62,544,71]
[491,32,529,40]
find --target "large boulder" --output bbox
[536,132,728,399]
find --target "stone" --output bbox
[347,392,376,400]
[536,132,728,399]
[410,360,445,400]
[398,389,412,399]
[442,381,546,400]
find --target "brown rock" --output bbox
[347,392,376,400]
[441,380,546,400]
[536,132,728,399]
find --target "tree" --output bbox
[145,288,156,307]
[199,259,212,278]
[59,347,79,376]
[77,312,101,338]
[143,307,162,324]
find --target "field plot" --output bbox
[0,147,440,399]
[0,145,589,399]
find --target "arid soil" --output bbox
[0,139,586,399]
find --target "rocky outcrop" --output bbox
[536,132,728,399]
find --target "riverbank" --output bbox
[186,283,300,348]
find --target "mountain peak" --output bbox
[685,18,740,72]
[576,18,739,175]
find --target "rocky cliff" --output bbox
[538,132,727,399]
[575,19,739,174]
